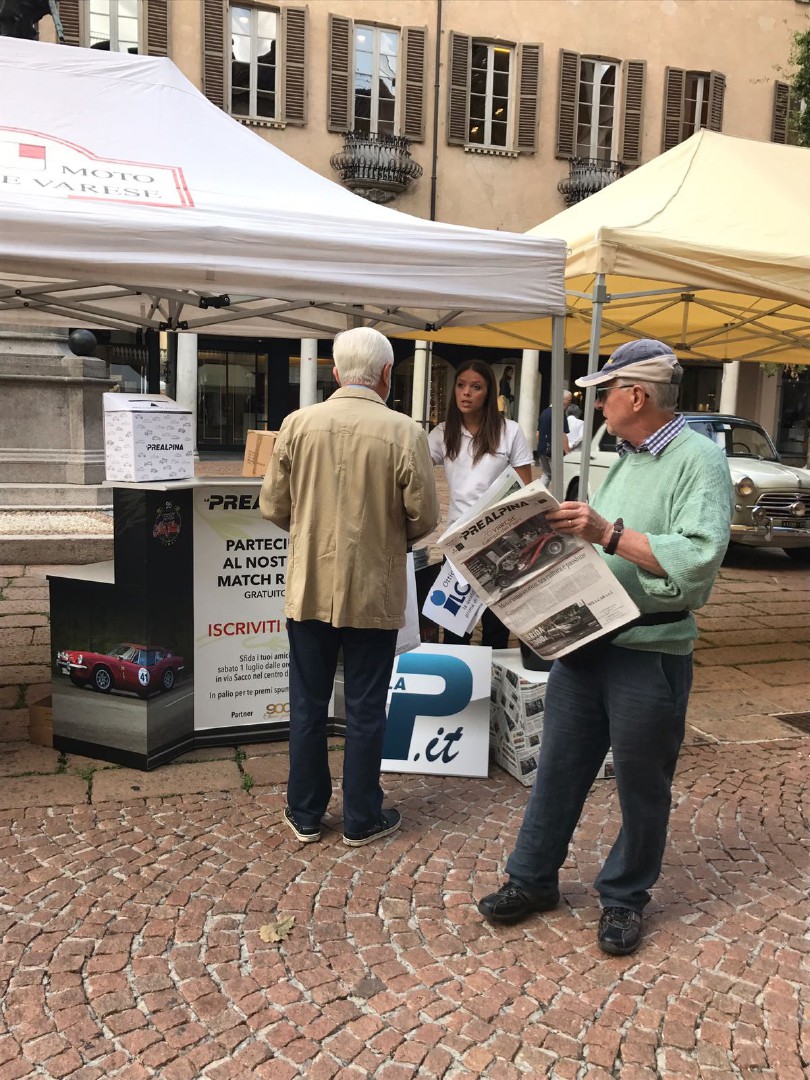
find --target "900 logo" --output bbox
[264,702,291,718]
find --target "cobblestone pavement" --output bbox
[0,484,809,1076]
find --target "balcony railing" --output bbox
[557,157,626,206]
[330,131,423,204]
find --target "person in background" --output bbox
[260,327,439,848]
[537,390,571,484]
[428,359,533,648]
[498,365,515,419]
[477,340,732,956]
[566,402,584,452]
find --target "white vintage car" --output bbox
[563,413,810,563]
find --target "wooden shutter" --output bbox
[662,66,685,151]
[515,43,541,153]
[772,80,790,144]
[145,0,169,56]
[328,14,352,132]
[446,31,471,145]
[619,59,645,163]
[555,49,579,158]
[708,70,725,131]
[202,0,226,109]
[402,26,427,141]
[58,0,81,45]
[281,6,307,125]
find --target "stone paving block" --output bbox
[91,760,243,802]
[694,642,810,667]
[734,661,810,686]
[0,665,50,687]
[0,773,87,809]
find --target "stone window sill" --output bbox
[463,144,519,159]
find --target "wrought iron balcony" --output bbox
[557,157,626,206]
[330,131,423,204]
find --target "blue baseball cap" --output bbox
[576,339,683,387]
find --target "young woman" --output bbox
[427,359,533,648]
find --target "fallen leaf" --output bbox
[259,915,296,943]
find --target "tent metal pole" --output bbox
[550,315,566,500]
[578,273,607,502]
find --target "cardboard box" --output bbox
[28,695,53,747]
[103,393,194,483]
[242,429,278,477]
[489,649,612,785]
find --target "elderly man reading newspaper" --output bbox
[477,340,732,956]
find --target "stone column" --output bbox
[411,340,430,426]
[517,349,540,451]
[718,360,740,416]
[0,328,113,486]
[300,338,318,408]
[175,333,199,456]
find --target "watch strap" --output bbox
[604,517,624,556]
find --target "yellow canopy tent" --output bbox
[407,130,810,492]
[412,130,810,364]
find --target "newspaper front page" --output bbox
[438,479,639,660]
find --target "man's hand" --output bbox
[546,501,666,576]
[546,501,611,546]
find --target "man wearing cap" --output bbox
[478,339,732,955]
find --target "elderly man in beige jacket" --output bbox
[260,327,439,847]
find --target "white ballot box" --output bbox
[490,649,613,785]
[104,393,194,482]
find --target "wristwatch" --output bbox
[604,518,624,556]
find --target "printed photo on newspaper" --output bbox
[437,479,640,660]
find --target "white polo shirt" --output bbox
[428,419,533,527]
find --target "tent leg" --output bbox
[517,349,540,454]
[578,274,607,502]
[719,360,740,415]
[300,338,318,408]
[550,315,566,501]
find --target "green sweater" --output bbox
[592,427,733,655]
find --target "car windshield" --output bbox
[686,419,778,461]
[109,644,138,661]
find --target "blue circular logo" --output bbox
[430,590,447,605]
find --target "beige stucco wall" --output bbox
[159,0,809,232]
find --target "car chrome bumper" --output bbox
[731,523,810,547]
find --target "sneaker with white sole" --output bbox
[343,808,401,847]
[283,805,320,843]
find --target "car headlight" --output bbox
[77,654,83,664]
[735,476,755,497]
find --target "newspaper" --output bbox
[422,466,525,636]
[438,478,640,660]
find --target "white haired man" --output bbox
[260,327,439,847]
[479,339,733,955]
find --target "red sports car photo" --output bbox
[56,643,184,698]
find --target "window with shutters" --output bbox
[662,68,724,151]
[576,59,618,159]
[556,52,645,164]
[447,33,540,155]
[328,16,425,140]
[353,25,399,136]
[468,41,513,148]
[85,0,141,53]
[772,81,803,145]
[231,5,278,120]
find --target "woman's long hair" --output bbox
[443,359,505,464]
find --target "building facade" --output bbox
[41,0,810,456]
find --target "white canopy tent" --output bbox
[0,38,566,339]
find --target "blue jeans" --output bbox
[286,619,397,835]
[505,644,692,912]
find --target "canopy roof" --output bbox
[0,39,566,338]
[418,131,810,365]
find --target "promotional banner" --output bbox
[193,484,290,732]
[421,558,484,636]
[381,644,492,778]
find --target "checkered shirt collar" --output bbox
[617,413,686,457]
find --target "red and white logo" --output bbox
[0,141,47,171]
